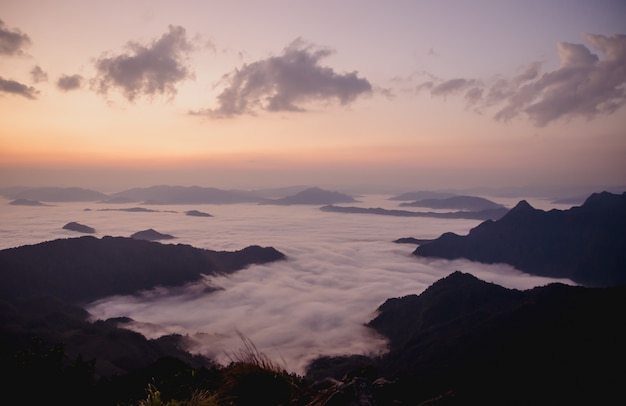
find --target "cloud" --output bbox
[430,78,479,97]
[421,33,626,127]
[0,19,31,56]
[193,38,372,118]
[92,25,195,101]
[57,74,83,91]
[30,65,48,83]
[0,77,38,99]
[83,197,572,375]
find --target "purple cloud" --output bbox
[93,25,195,101]
[420,33,626,127]
[57,74,83,91]
[0,76,38,99]
[0,19,30,56]
[193,38,372,118]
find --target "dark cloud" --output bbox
[30,65,48,83]
[0,76,38,99]
[57,74,83,91]
[193,38,372,118]
[93,25,194,101]
[421,33,626,127]
[0,19,31,56]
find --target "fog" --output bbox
[1,194,575,375]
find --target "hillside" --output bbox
[413,191,626,287]
[361,271,626,404]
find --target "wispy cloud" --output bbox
[420,33,626,127]
[0,19,30,56]
[192,38,372,118]
[57,74,83,91]
[92,25,195,102]
[0,77,38,99]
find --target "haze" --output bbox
[1,1,625,193]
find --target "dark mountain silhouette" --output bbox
[321,204,508,220]
[388,190,457,201]
[399,195,505,211]
[0,236,286,382]
[359,271,626,405]
[130,229,175,241]
[413,191,626,287]
[8,198,49,206]
[259,187,357,205]
[97,207,173,213]
[0,236,285,304]
[393,237,433,245]
[108,185,263,204]
[63,222,96,234]
[185,210,213,217]
[2,186,108,202]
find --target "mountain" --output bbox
[130,229,175,241]
[0,236,286,385]
[63,222,96,233]
[0,236,285,304]
[185,210,213,217]
[399,195,505,211]
[388,191,457,201]
[413,191,626,287]
[361,271,626,405]
[108,185,263,204]
[1,186,108,202]
[321,204,508,220]
[259,187,357,205]
[8,198,49,206]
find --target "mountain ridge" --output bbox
[413,191,626,287]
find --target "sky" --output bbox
[1,0,625,193]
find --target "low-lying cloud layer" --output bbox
[80,197,574,375]
[421,33,626,126]
[92,25,195,101]
[193,38,372,118]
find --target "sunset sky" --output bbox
[1,0,625,193]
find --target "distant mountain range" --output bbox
[321,204,508,221]
[388,190,457,201]
[1,185,355,205]
[413,191,626,287]
[259,187,357,205]
[399,195,505,211]
[2,186,108,202]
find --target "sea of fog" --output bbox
[0,194,577,374]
